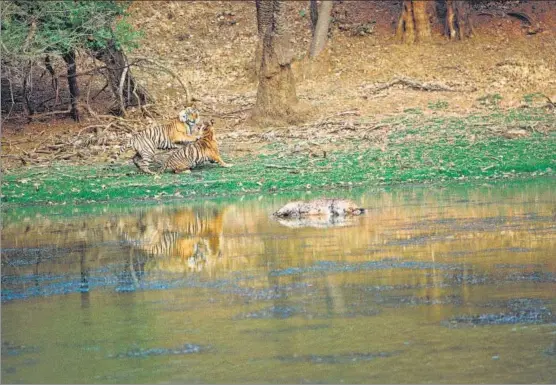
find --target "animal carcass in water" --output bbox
[272,198,365,228]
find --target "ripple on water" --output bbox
[275,351,399,364]
[443,298,555,327]
[109,343,206,359]
[1,341,40,356]
[269,259,463,277]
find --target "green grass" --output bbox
[2,108,555,208]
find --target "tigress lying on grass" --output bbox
[119,107,201,174]
[160,119,232,174]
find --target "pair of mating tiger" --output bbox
[120,107,232,175]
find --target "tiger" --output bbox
[119,107,201,174]
[159,118,232,174]
[118,206,227,274]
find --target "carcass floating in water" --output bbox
[272,198,366,228]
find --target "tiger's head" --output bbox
[198,119,216,140]
[178,107,201,134]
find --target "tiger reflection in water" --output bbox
[118,206,226,276]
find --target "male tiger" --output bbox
[120,107,201,174]
[160,119,232,174]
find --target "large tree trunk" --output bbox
[309,0,333,58]
[445,0,473,40]
[310,0,318,35]
[396,0,431,44]
[93,40,150,115]
[252,0,305,126]
[62,50,80,122]
[253,0,274,80]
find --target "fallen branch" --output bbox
[506,11,541,34]
[365,76,475,93]
[321,110,360,121]
[264,164,299,170]
[28,107,72,120]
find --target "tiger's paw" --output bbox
[153,174,162,180]
[221,163,233,168]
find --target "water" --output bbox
[2,178,555,384]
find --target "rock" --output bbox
[272,198,366,219]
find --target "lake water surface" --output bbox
[2,178,555,383]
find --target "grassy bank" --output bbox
[2,108,555,208]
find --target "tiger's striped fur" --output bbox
[160,119,232,174]
[120,108,201,174]
[118,207,226,274]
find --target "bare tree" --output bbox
[309,0,333,58]
[92,40,151,116]
[396,0,432,44]
[445,0,473,40]
[252,0,305,125]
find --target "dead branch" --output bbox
[28,107,72,120]
[321,110,360,121]
[365,76,476,93]
[264,164,299,170]
[118,64,129,117]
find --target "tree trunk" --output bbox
[22,64,34,119]
[62,50,80,122]
[252,0,303,125]
[310,0,318,35]
[253,0,274,80]
[309,0,333,58]
[44,55,60,105]
[93,40,150,115]
[396,1,415,43]
[256,0,274,36]
[396,0,431,44]
[413,0,431,41]
[445,0,473,40]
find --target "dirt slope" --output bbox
[126,0,556,124]
[2,1,555,171]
